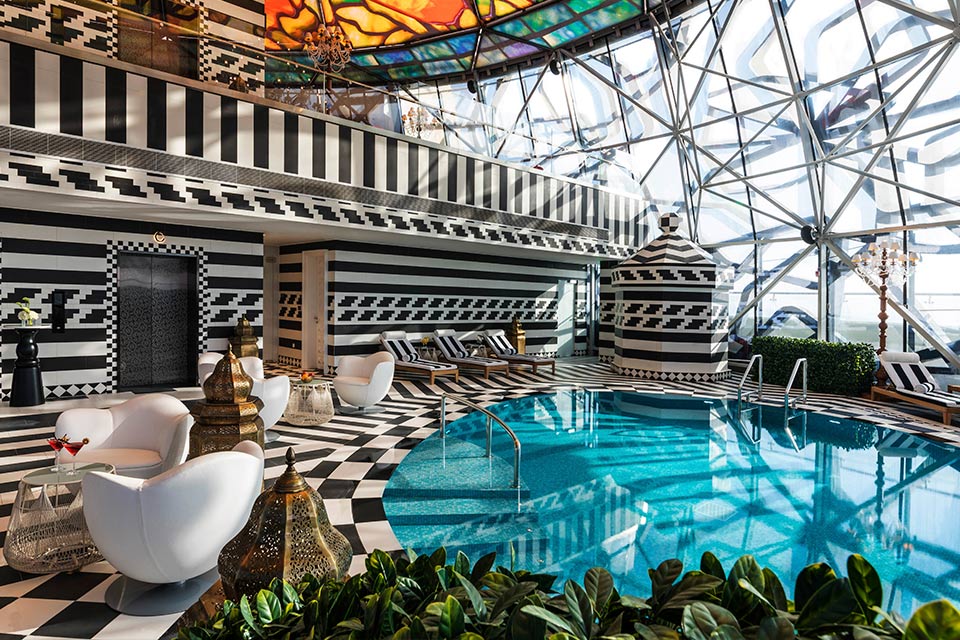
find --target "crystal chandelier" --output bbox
[303,24,353,73]
[852,239,919,286]
[401,106,431,138]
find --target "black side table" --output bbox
[5,325,50,407]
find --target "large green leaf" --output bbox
[239,595,265,639]
[585,567,615,611]
[489,582,537,621]
[848,555,883,622]
[471,552,497,583]
[661,573,724,610]
[710,624,745,640]
[511,596,548,640]
[761,569,788,612]
[903,599,960,640]
[649,560,684,599]
[722,556,763,616]
[700,552,726,581]
[793,563,836,612]
[619,595,652,611]
[521,605,577,636]
[564,580,593,639]
[682,602,740,640]
[756,616,795,640]
[256,590,282,626]
[454,551,471,578]
[455,572,488,622]
[439,595,466,639]
[796,577,858,631]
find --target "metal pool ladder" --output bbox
[736,354,764,415]
[783,358,809,444]
[439,393,521,489]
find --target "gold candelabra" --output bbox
[852,239,920,386]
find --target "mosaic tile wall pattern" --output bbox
[0,39,647,251]
[0,208,263,399]
[277,241,588,369]
[0,0,265,94]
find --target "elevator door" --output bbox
[117,252,199,389]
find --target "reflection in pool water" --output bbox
[382,390,960,617]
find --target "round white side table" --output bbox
[4,462,115,573]
[284,380,335,426]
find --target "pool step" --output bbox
[383,435,529,498]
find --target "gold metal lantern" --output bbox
[218,448,353,601]
[506,316,527,354]
[188,350,264,458]
[229,316,260,358]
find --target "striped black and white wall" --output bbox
[276,241,588,369]
[0,38,647,253]
[598,260,618,363]
[0,208,263,400]
[0,0,265,94]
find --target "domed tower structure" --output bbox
[611,213,732,381]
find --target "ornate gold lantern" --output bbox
[189,351,264,458]
[506,316,526,354]
[229,316,260,358]
[218,448,353,601]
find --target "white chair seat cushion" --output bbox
[334,375,371,387]
[73,448,163,474]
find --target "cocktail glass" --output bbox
[47,437,64,472]
[62,439,86,475]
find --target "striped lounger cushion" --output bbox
[487,334,517,356]
[436,335,504,365]
[885,361,958,407]
[382,338,419,362]
[381,338,455,371]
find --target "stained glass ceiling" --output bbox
[265,0,684,83]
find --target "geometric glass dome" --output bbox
[265,0,694,82]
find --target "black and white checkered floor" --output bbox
[1,358,958,639]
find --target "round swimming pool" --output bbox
[383,390,960,617]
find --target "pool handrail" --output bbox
[784,357,808,409]
[737,354,764,412]
[438,393,521,490]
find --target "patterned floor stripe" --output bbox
[0,358,957,638]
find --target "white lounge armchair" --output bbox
[333,352,395,412]
[82,441,264,615]
[55,394,192,479]
[199,352,290,440]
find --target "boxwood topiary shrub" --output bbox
[751,335,876,396]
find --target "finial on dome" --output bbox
[659,212,681,234]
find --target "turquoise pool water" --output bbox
[382,390,960,617]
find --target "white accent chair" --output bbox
[82,441,264,615]
[199,353,290,440]
[55,394,192,479]
[333,352,395,412]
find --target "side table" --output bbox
[4,463,115,573]
[284,380,335,426]
[949,384,959,394]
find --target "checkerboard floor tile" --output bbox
[0,358,957,639]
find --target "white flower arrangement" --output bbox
[16,297,39,326]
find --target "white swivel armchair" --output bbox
[82,441,264,615]
[199,352,290,440]
[333,352,395,412]
[55,394,192,479]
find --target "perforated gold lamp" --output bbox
[218,447,353,601]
